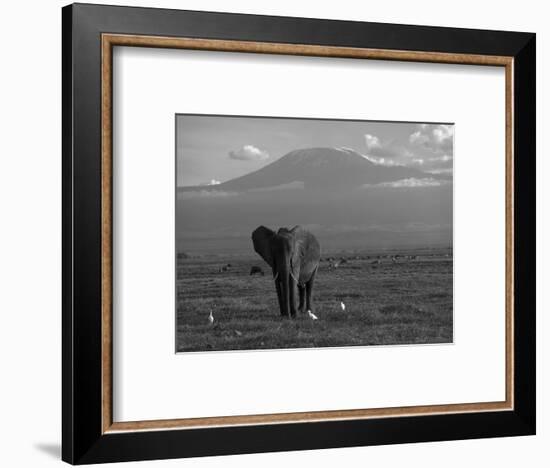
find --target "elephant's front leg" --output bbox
[305,270,317,314]
[298,285,306,315]
[288,276,299,318]
[275,280,285,317]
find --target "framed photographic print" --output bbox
[62,3,536,464]
[175,114,454,352]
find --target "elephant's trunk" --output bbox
[279,262,291,317]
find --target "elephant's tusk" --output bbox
[273,271,279,281]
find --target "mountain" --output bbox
[176,147,452,254]
[179,147,442,193]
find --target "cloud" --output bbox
[363,134,420,168]
[364,134,403,160]
[364,134,381,150]
[428,154,452,163]
[409,124,453,154]
[229,145,270,161]
[384,177,449,188]
[198,179,221,186]
[362,154,401,166]
[362,177,450,189]
[249,181,305,192]
[177,190,238,200]
[426,167,453,175]
[362,125,453,173]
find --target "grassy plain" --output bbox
[176,249,452,352]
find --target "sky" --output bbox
[176,115,454,187]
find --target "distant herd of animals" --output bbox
[217,252,423,276]
[323,253,419,268]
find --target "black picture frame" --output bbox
[62,3,536,464]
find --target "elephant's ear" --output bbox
[252,226,275,267]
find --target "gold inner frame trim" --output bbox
[101,33,514,434]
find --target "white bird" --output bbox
[208,309,214,325]
[307,310,318,320]
[340,301,346,311]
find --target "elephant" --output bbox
[252,225,321,318]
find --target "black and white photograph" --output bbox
[176,114,453,352]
